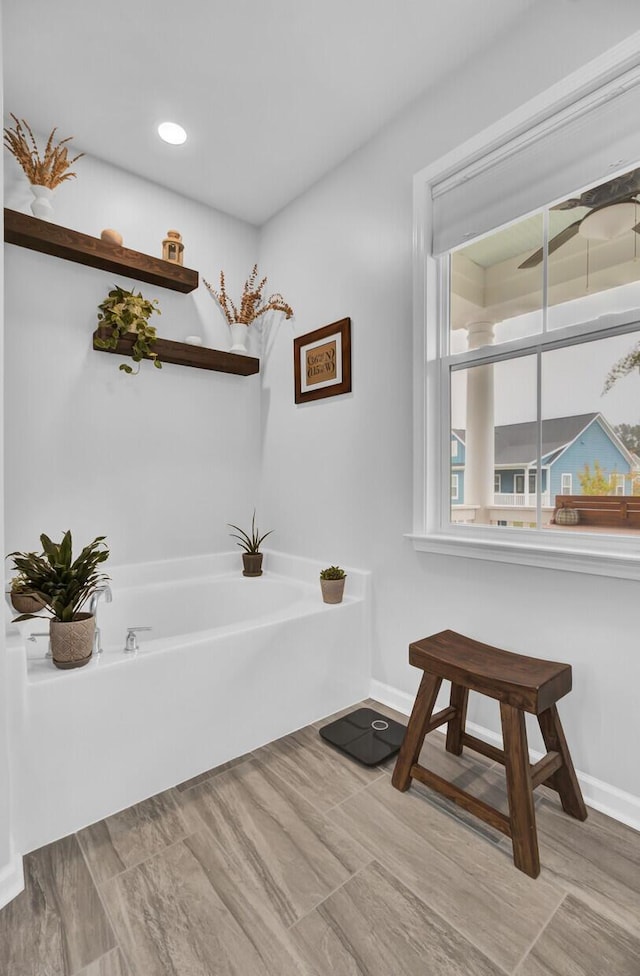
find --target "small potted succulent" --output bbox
[228,512,273,577]
[94,284,162,374]
[320,565,347,604]
[7,572,46,615]
[7,531,110,669]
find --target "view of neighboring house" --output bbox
[451,412,635,508]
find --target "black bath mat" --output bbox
[319,707,406,766]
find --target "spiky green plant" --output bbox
[7,531,110,621]
[94,284,161,374]
[228,512,273,554]
[320,565,346,580]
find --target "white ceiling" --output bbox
[3,0,538,226]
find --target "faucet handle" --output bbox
[124,626,152,653]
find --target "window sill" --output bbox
[407,531,640,580]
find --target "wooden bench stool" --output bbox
[391,629,587,878]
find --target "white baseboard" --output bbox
[0,852,24,909]
[370,679,640,833]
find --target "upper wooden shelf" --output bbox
[4,208,199,293]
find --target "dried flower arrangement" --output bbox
[3,114,84,188]
[204,264,293,327]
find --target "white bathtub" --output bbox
[7,551,371,852]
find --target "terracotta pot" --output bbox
[49,613,95,670]
[10,591,46,615]
[320,578,346,604]
[242,553,263,577]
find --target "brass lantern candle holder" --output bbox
[162,229,184,265]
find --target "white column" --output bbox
[464,322,495,521]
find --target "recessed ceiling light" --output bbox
[157,122,187,145]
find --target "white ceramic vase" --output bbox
[229,322,248,354]
[30,184,55,221]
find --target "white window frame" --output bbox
[451,473,459,501]
[561,474,572,496]
[612,473,626,496]
[408,37,640,581]
[451,438,458,458]
[494,473,501,494]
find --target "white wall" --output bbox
[4,151,261,564]
[0,7,22,909]
[258,0,640,810]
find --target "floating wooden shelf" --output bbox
[4,209,199,293]
[92,330,259,376]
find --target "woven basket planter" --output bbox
[321,578,346,605]
[10,591,46,615]
[49,612,95,670]
[555,506,580,526]
[242,553,263,577]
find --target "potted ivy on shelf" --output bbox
[7,531,110,670]
[94,284,162,374]
[228,512,273,577]
[320,565,347,604]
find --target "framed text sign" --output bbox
[294,317,351,404]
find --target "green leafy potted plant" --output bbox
[7,531,110,670]
[8,572,46,615]
[228,512,273,577]
[320,565,347,604]
[94,284,162,374]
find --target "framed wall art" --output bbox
[294,317,351,404]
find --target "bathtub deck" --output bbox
[1,699,639,976]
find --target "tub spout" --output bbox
[89,585,113,655]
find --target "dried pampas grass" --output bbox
[3,114,84,189]
[204,264,293,326]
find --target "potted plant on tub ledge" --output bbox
[228,512,272,577]
[7,531,110,670]
[320,565,347,604]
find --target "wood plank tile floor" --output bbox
[2,698,640,975]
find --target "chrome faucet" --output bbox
[124,626,151,652]
[89,585,113,655]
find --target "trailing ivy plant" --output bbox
[94,284,162,374]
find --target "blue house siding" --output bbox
[549,418,631,498]
[451,416,631,505]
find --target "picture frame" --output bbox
[294,317,351,404]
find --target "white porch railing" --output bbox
[494,493,551,507]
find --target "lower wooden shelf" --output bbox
[92,330,259,376]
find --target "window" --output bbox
[412,54,640,579]
[451,439,458,458]
[612,473,625,496]
[451,473,459,501]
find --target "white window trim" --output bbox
[408,35,640,581]
[561,474,572,495]
[451,473,459,501]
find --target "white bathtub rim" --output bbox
[10,587,364,685]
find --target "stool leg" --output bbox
[537,704,587,821]
[500,702,540,878]
[392,673,441,792]
[445,684,469,756]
